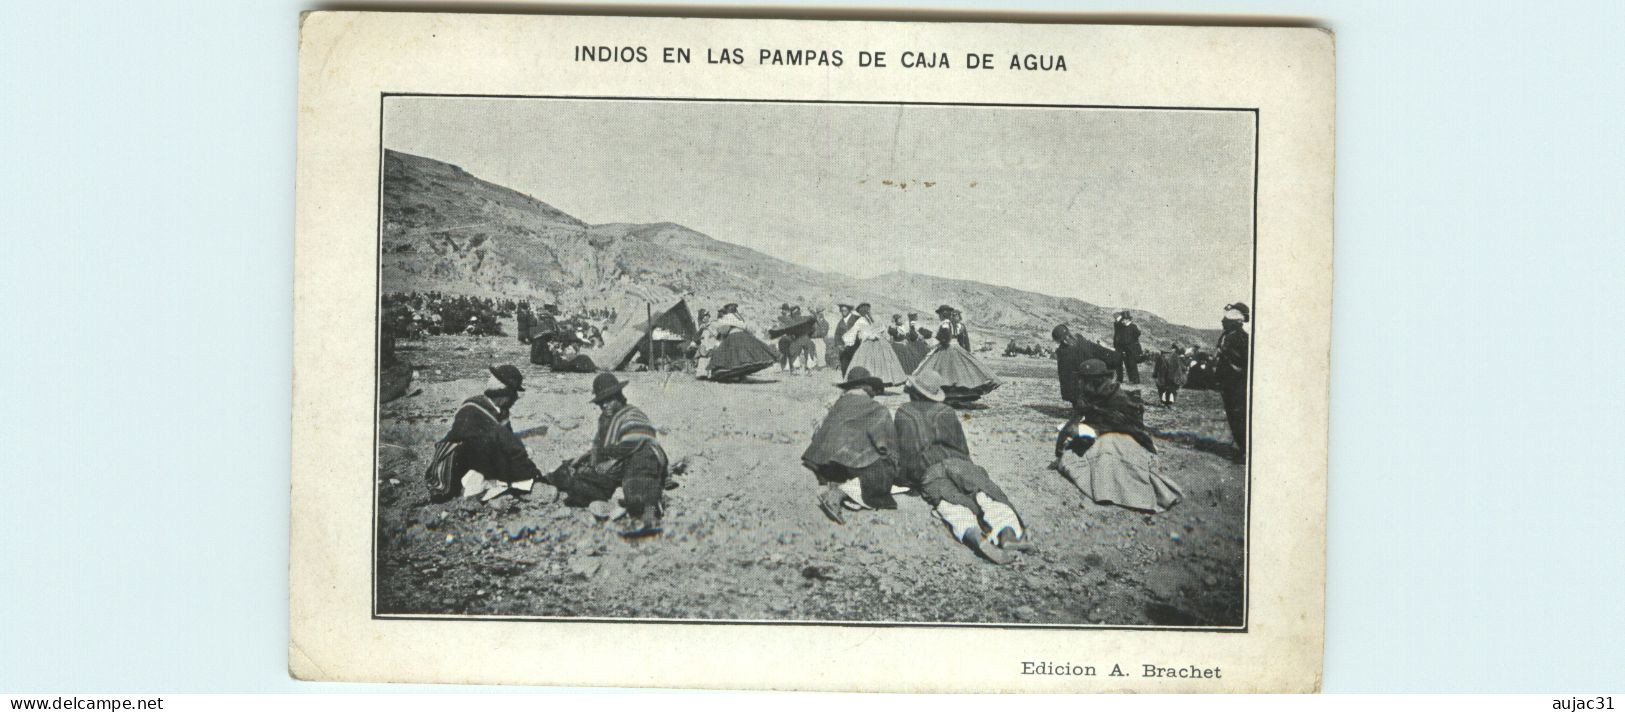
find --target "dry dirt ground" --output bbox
[375,335,1246,627]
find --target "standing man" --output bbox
[801,367,899,523]
[1053,323,1121,404]
[529,303,561,367]
[516,301,535,345]
[832,303,859,373]
[1112,311,1143,384]
[1216,302,1250,463]
[809,306,830,370]
[775,303,796,372]
[839,303,874,375]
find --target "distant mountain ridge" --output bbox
[380,149,1218,350]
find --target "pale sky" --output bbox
[384,96,1254,328]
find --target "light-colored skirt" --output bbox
[914,344,1000,401]
[1062,433,1182,513]
[850,339,908,385]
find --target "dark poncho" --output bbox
[1070,380,1156,453]
[802,391,897,471]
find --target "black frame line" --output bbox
[370,93,1260,634]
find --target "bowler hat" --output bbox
[488,364,526,392]
[904,369,946,402]
[1078,359,1110,378]
[590,372,629,403]
[837,366,886,392]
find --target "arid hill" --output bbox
[381,149,1218,350]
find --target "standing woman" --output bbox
[846,303,909,386]
[888,314,925,374]
[1051,359,1182,513]
[705,303,779,382]
[914,304,1001,403]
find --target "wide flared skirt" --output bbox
[708,331,777,382]
[914,344,1001,402]
[892,340,931,374]
[1063,433,1183,513]
[850,339,909,385]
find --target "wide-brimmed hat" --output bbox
[904,369,946,402]
[837,366,886,392]
[488,364,526,392]
[935,304,954,316]
[856,302,872,312]
[1224,302,1251,322]
[590,372,629,403]
[1078,359,1111,378]
[837,303,854,310]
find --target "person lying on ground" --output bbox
[894,369,1032,564]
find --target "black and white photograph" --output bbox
[372,96,1256,627]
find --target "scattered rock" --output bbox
[568,557,602,579]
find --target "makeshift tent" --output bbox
[593,297,700,371]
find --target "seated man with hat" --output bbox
[800,367,900,523]
[437,365,546,501]
[549,372,669,537]
[895,369,1031,564]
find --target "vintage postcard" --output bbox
[292,11,1333,691]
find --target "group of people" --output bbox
[801,367,1031,562]
[382,292,518,338]
[416,297,1252,561]
[516,301,607,373]
[1052,303,1251,461]
[687,301,998,405]
[425,365,671,538]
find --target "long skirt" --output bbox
[914,344,1001,402]
[891,340,929,374]
[1060,433,1182,512]
[849,339,908,385]
[708,331,778,382]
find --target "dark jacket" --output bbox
[802,391,898,470]
[1113,320,1142,356]
[1071,381,1156,453]
[936,321,971,350]
[832,312,858,342]
[1216,326,1249,386]
[445,395,544,483]
[1153,351,1189,390]
[1055,335,1118,402]
[516,309,535,343]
